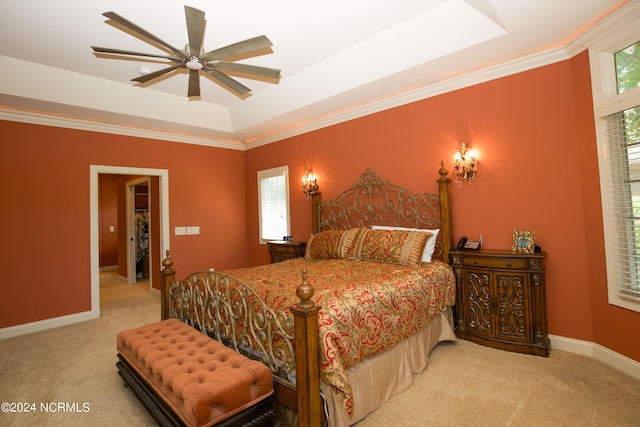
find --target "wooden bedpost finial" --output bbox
[162,250,173,271]
[160,250,175,321]
[296,269,315,308]
[439,161,449,179]
[290,268,321,426]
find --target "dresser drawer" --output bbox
[462,256,529,270]
[270,245,300,255]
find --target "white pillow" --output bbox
[371,225,440,262]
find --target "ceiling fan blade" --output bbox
[203,35,273,62]
[204,68,251,96]
[91,46,181,61]
[188,69,200,97]
[210,62,281,82]
[184,6,205,56]
[131,64,183,83]
[102,11,185,58]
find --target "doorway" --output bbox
[90,165,170,320]
[127,177,151,284]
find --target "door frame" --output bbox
[90,165,170,319]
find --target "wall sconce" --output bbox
[454,142,478,186]
[302,168,318,201]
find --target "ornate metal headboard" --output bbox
[310,167,452,260]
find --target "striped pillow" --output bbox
[305,228,363,260]
[353,228,430,267]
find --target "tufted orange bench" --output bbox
[116,318,275,427]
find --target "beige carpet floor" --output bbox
[1,271,639,426]
[354,341,640,427]
[0,271,159,426]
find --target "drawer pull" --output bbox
[473,260,478,265]
[507,262,512,268]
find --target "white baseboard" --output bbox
[0,310,97,340]
[550,334,640,380]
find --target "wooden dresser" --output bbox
[449,249,550,357]
[267,241,307,263]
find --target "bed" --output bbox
[160,164,456,426]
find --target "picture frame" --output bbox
[512,230,535,254]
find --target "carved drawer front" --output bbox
[463,256,528,270]
[495,272,531,343]
[465,270,493,337]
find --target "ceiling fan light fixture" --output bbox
[93,6,280,99]
[185,57,203,70]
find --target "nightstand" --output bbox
[267,241,307,263]
[449,249,550,357]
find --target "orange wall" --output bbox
[245,52,640,362]
[98,174,118,267]
[149,176,161,290]
[0,122,247,327]
[116,175,130,278]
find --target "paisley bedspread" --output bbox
[223,257,456,418]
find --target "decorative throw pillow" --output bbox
[305,228,363,260]
[372,225,440,262]
[353,228,431,267]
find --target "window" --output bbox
[590,12,640,312]
[615,41,640,94]
[257,166,290,243]
[604,106,640,301]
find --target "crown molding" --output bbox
[570,0,640,51]
[0,108,246,151]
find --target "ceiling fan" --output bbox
[91,5,281,98]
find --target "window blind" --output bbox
[258,168,289,242]
[606,106,640,299]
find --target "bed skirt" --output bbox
[321,308,455,427]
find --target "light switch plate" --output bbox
[186,226,200,235]
[175,226,186,236]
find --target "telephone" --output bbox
[456,236,481,250]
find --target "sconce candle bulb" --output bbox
[454,142,478,186]
[302,168,318,201]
